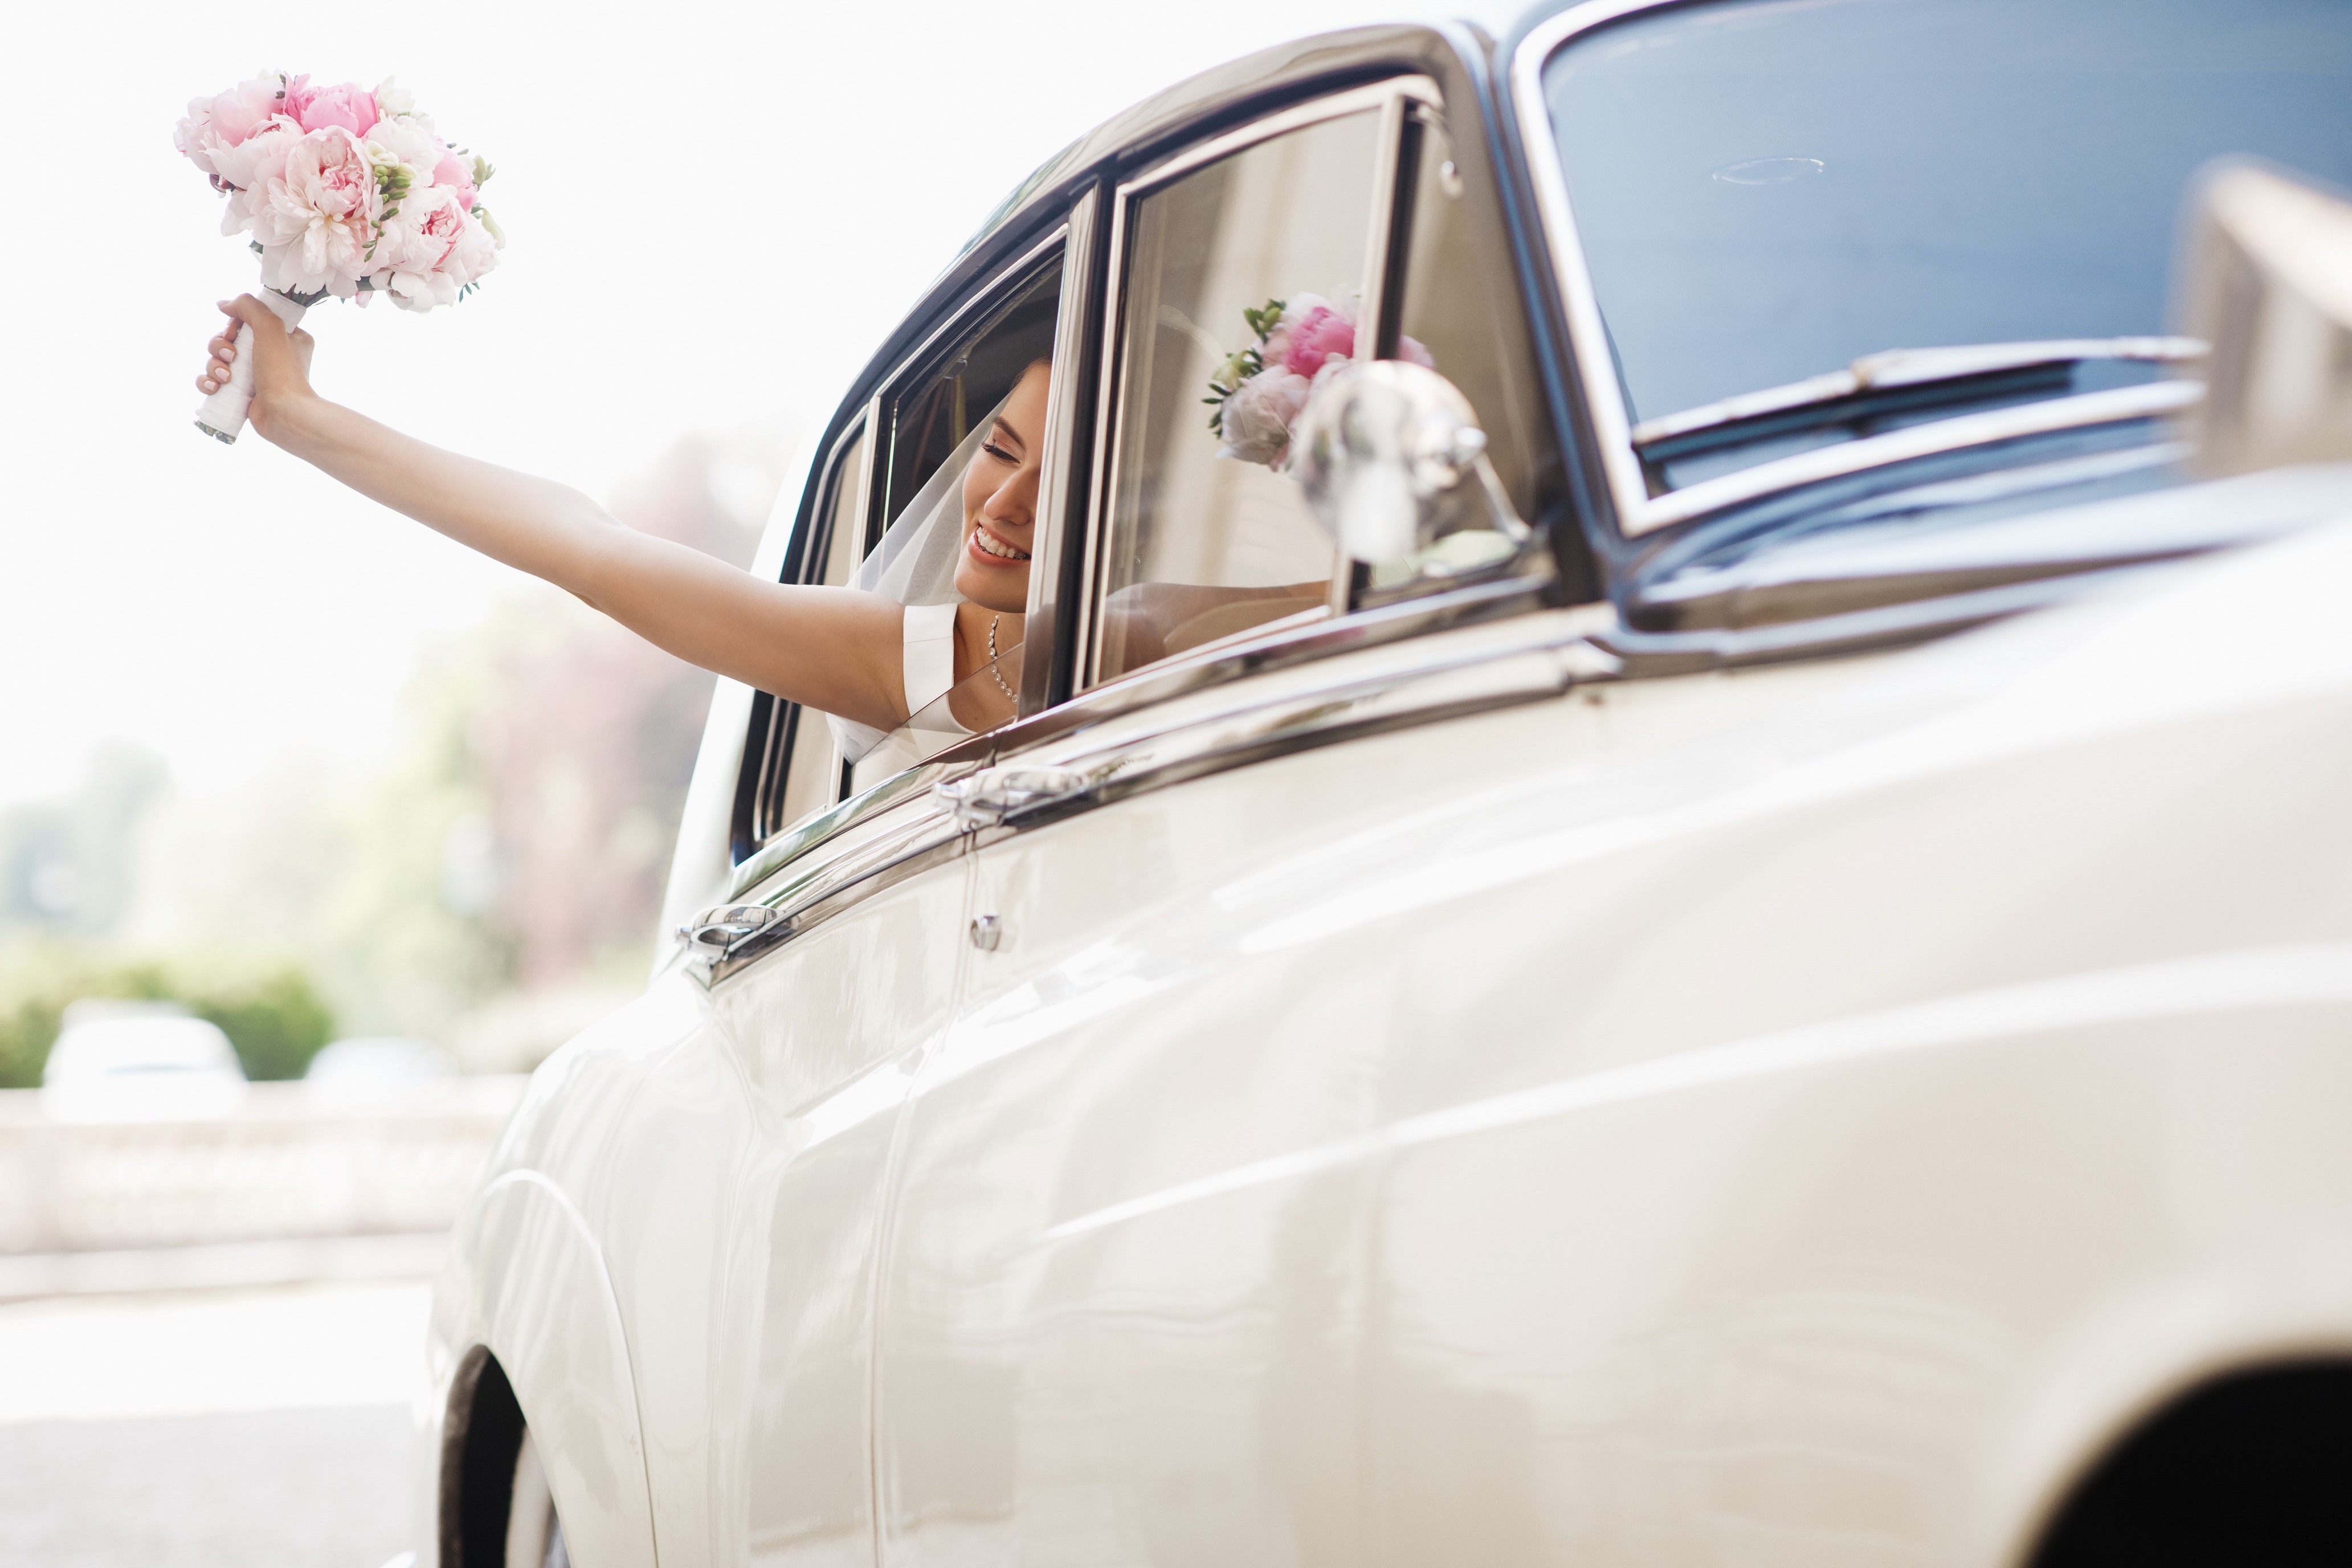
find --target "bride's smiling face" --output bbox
[954,360,1052,614]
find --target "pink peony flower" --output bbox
[430,150,479,208]
[251,128,381,296]
[1280,304,1357,379]
[1217,368,1313,466]
[174,74,292,181]
[370,184,498,311]
[286,79,379,137]
[1398,334,1435,369]
[213,120,301,234]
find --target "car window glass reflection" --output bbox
[1093,111,1390,685]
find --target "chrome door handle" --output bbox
[936,765,1087,829]
[677,903,781,958]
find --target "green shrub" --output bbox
[0,995,63,1089]
[190,969,336,1081]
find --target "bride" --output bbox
[194,294,1046,758]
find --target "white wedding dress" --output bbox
[842,602,973,795]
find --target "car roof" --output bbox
[954,3,1550,262]
[803,3,1573,501]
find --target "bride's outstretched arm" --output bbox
[202,296,907,730]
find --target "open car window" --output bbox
[736,237,1070,854]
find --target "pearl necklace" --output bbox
[987,614,1016,700]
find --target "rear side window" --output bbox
[757,421,871,841]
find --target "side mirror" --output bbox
[1289,361,1532,569]
[2180,160,2352,476]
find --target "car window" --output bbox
[761,421,872,839]
[740,247,1068,850]
[1089,103,1395,686]
[840,260,1061,797]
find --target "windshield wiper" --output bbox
[1630,337,2209,453]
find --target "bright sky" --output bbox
[0,0,1408,810]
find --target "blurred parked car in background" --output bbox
[302,1036,458,1112]
[413,3,2352,1567]
[39,1000,246,1124]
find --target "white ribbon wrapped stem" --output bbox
[194,290,308,445]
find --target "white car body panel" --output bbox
[426,474,2352,1566]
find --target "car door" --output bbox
[867,75,1597,1566]
[590,224,1085,1567]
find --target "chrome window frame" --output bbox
[1020,187,1101,717]
[1080,74,1444,687]
[1509,0,2202,540]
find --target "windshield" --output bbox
[1542,0,2352,467]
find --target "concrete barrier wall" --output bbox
[0,1080,525,1297]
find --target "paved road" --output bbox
[0,1282,430,1568]
[0,1407,413,1568]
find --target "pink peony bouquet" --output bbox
[1203,294,1432,469]
[176,70,504,441]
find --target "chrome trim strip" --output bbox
[1510,3,2200,538]
[743,574,1551,903]
[1022,187,1101,718]
[731,749,977,901]
[1628,336,2210,449]
[1602,557,2178,675]
[1082,184,1131,690]
[1355,89,1409,377]
[1021,571,1556,758]
[989,606,1620,826]
[709,585,1590,975]
[708,830,971,985]
[1638,381,2204,533]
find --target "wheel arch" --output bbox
[439,1170,660,1568]
[2023,1358,2352,1567]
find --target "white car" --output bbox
[417,5,2352,1566]
[40,1001,247,1123]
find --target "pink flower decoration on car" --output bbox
[1206,291,1439,472]
[1218,369,1314,466]
[1280,305,1357,378]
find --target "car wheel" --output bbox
[504,1427,569,1568]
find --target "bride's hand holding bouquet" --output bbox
[195,298,315,444]
[172,63,1044,764]
[177,70,502,442]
